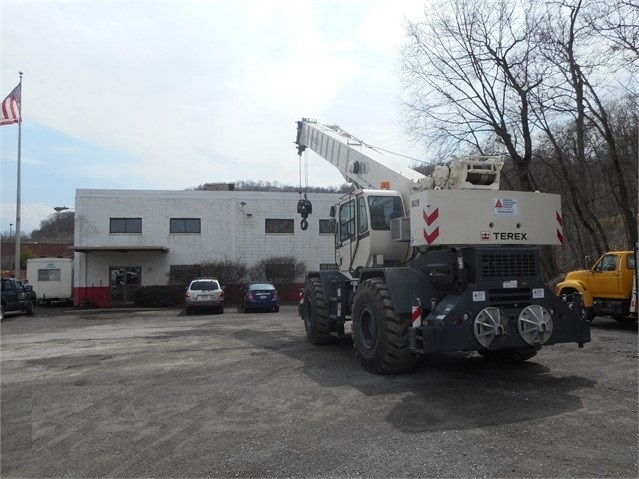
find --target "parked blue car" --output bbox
[237,282,279,313]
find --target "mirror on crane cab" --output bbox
[329,205,336,218]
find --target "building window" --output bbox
[170,218,201,233]
[110,218,142,233]
[319,263,339,271]
[265,219,294,234]
[319,219,334,234]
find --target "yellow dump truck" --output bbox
[556,246,638,323]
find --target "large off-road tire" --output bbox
[351,278,416,374]
[303,277,332,344]
[479,346,539,363]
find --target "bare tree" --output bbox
[248,256,307,296]
[585,0,639,63]
[30,211,74,241]
[400,0,638,273]
[400,0,545,191]
[532,0,637,255]
[199,258,248,286]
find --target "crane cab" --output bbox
[331,189,410,272]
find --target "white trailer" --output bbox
[26,258,74,305]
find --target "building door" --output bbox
[110,267,141,305]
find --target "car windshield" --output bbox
[191,281,219,291]
[249,283,275,290]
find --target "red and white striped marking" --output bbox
[423,205,440,244]
[412,303,422,327]
[556,211,564,244]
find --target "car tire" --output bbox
[273,306,279,313]
[25,300,35,316]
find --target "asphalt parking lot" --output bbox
[1,305,637,478]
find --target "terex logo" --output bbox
[493,232,528,240]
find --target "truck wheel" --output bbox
[25,300,35,316]
[1,303,5,321]
[583,307,595,322]
[303,277,331,344]
[479,346,539,363]
[351,278,416,374]
[613,314,637,323]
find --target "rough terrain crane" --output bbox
[295,119,590,374]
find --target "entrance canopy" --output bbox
[72,246,169,253]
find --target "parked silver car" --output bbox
[184,278,224,314]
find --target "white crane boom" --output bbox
[295,119,424,193]
[296,119,504,195]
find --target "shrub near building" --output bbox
[133,257,305,307]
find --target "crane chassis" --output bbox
[295,119,590,374]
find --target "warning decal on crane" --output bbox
[556,211,564,244]
[493,196,519,217]
[423,205,440,244]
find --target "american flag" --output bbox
[1,83,21,126]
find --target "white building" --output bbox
[73,188,342,307]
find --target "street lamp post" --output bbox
[9,223,14,273]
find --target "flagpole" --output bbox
[13,72,22,279]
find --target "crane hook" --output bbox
[297,194,312,231]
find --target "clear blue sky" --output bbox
[1,0,428,235]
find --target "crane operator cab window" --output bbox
[358,196,368,234]
[368,195,403,231]
[339,199,356,243]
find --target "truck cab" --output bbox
[1,277,37,319]
[556,250,637,322]
[332,189,410,271]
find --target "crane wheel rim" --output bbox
[518,305,553,346]
[473,307,510,350]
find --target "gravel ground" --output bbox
[1,305,637,478]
